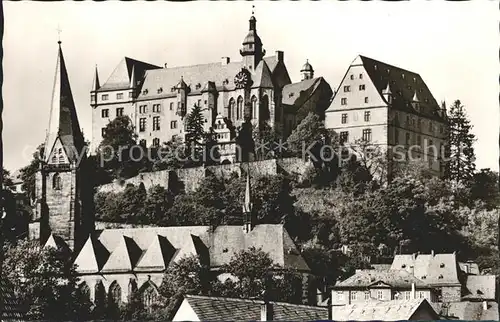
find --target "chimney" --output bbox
[431,250,435,257]
[164,63,168,68]
[411,282,416,300]
[276,51,284,62]
[482,301,488,311]
[221,57,230,65]
[260,301,273,321]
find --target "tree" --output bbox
[2,239,91,320]
[19,143,44,202]
[252,122,283,160]
[446,100,476,184]
[142,185,174,225]
[185,104,205,166]
[152,136,188,171]
[2,168,13,187]
[98,116,143,179]
[469,168,500,210]
[202,128,221,166]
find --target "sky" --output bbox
[2,1,498,172]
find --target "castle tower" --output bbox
[240,14,266,72]
[36,41,94,250]
[242,172,254,233]
[300,60,314,81]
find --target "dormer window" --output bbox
[143,89,148,95]
[402,264,406,268]
[440,263,445,268]
[195,83,201,90]
[402,73,405,79]
[289,93,294,98]
[438,274,443,279]
[374,64,378,70]
[157,87,163,94]
[421,276,426,279]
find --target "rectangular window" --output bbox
[139,118,146,132]
[101,109,109,118]
[419,291,424,299]
[116,107,124,117]
[350,292,356,301]
[343,86,351,92]
[377,290,383,300]
[91,94,96,102]
[169,102,174,111]
[364,111,371,122]
[364,97,369,104]
[129,92,133,98]
[341,98,347,105]
[204,100,208,105]
[102,94,109,101]
[170,120,177,129]
[153,104,161,113]
[341,113,348,124]
[338,292,344,302]
[362,129,372,142]
[339,131,349,143]
[364,291,370,300]
[197,99,202,107]
[405,291,411,300]
[359,74,363,79]
[405,132,411,145]
[153,116,160,131]
[350,75,354,80]
[116,93,123,100]
[359,84,366,91]
[101,128,106,137]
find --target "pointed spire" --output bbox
[382,81,392,95]
[129,64,136,88]
[91,65,100,92]
[44,42,85,162]
[243,172,252,214]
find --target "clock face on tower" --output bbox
[234,69,252,89]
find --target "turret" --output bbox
[90,65,100,105]
[300,59,314,81]
[382,82,392,104]
[175,76,189,118]
[411,90,420,111]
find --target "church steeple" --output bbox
[91,65,100,92]
[44,41,85,163]
[240,10,265,71]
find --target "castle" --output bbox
[89,14,333,162]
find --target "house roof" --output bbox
[391,253,461,286]
[355,55,446,123]
[432,301,499,320]
[463,275,496,300]
[99,57,161,91]
[179,295,328,321]
[1,278,25,320]
[335,269,429,289]
[281,77,322,106]
[332,299,438,321]
[74,224,310,274]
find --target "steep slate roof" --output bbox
[179,295,328,321]
[335,269,429,289]
[75,224,310,274]
[44,42,85,163]
[99,57,161,91]
[332,299,438,321]
[391,253,461,286]
[463,275,496,300]
[1,278,25,320]
[282,77,322,106]
[44,233,70,254]
[432,301,499,320]
[356,55,446,123]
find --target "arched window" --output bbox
[237,96,243,120]
[94,281,106,308]
[251,96,258,119]
[52,173,61,190]
[260,95,270,123]
[128,279,138,302]
[228,98,235,121]
[108,281,122,306]
[140,281,159,313]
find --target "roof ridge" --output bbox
[185,294,327,309]
[359,55,422,76]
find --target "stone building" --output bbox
[90,14,333,155]
[325,55,449,177]
[31,41,95,251]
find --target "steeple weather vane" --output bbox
[252,4,255,16]
[56,25,62,43]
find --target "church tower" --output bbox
[35,41,94,251]
[240,14,266,72]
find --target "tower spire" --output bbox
[92,65,100,92]
[44,41,85,163]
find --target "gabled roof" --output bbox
[135,235,177,271]
[177,295,328,321]
[74,235,110,274]
[281,77,324,106]
[356,55,446,122]
[44,233,70,254]
[391,252,461,286]
[432,301,499,320]
[335,269,428,289]
[463,275,496,300]
[263,56,279,74]
[101,235,143,273]
[99,57,161,91]
[332,299,438,321]
[44,42,85,163]
[252,59,274,89]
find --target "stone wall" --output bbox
[441,286,462,302]
[96,158,312,194]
